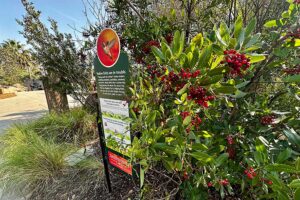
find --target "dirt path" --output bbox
[0,90,79,135]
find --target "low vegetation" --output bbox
[0,108,102,199]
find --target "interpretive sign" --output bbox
[94,28,132,177]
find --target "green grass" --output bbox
[26,107,97,145]
[0,108,102,198]
[0,125,74,194]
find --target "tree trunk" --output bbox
[42,72,69,113]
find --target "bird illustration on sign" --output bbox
[101,38,116,60]
[97,28,120,68]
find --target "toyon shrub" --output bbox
[128,1,300,199]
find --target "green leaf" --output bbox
[207,66,230,76]
[151,46,165,63]
[183,116,192,126]
[234,16,243,39]
[283,128,300,148]
[215,29,227,46]
[181,93,187,102]
[192,143,208,151]
[230,90,247,98]
[247,54,266,63]
[236,81,250,89]
[161,42,173,59]
[245,45,261,52]
[278,192,290,200]
[282,11,290,18]
[283,75,300,83]
[212,44,224,55]
[219,22,230,43]
[140,167,145,188]
[265,164,299,173]
[199,75,223,86]
[215,153,229,167]
[276,148,292,163]
[264,20,278,28]
[191,33,204,48]
[190,49,200,67]
[174,99,182,105]
[177,83,190,95]
[245,33,261,48]
[295,188,300,200]
[153,143,177,154]
[190,151,213,163]
[289,179,300,188]
[172,30,181,54]
[236,29,245,49]
[198,45,212,68]
[214,86,237,94]
[253,151,263,165]
[177,31,185,57]
[245,18,257,38]
[274,48,289,58]
[256,137,267,153]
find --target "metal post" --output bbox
[96,106,112,193]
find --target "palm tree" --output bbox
[0,39,37,85]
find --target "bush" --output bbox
[128,2,300,199]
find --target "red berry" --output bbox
[220,179,229,186]
[207,182,213,187]
[183,171,189,180]
[226,135,234,145]
[227,147,235,159]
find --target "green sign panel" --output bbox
[94,52,132,175]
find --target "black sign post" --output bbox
[96,106,112,192]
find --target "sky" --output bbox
[0,0,89,44]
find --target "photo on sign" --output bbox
[100,98,131,156]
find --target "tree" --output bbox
[0,39,37,86]
[17,0,91,113]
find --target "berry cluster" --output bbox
[260,115,276,125]
[244,167,257,180]
[142,40,160,54]
[219,179,229,186]
[226,135,234,145]
[192,115,202,127]
[188,86,214,108]
[146,65,166,78]
[283,67,300,74]
[226,135,235,159]
[161,69,201,92]
[221,50,251,76]
[180,112,202,131]
[180,112,202,133]
[180,111,190,119]
[165,33,173,44]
